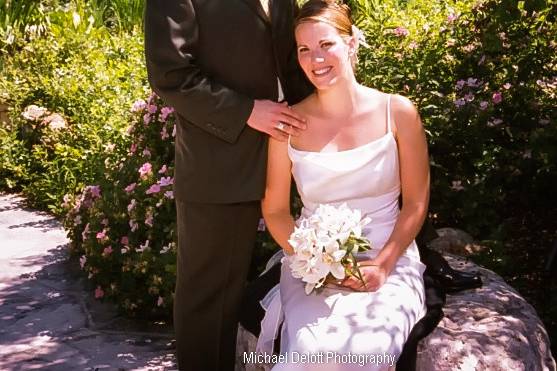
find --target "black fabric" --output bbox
[395,271,445,371]
[175,201,261,371]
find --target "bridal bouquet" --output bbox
[285,203,373,294]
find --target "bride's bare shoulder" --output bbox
[291,93,317,116]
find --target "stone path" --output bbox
[0,193,177,370]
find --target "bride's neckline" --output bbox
[288,131,394,155]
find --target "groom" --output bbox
[144,0,311,370]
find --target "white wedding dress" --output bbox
[256,96,427,370]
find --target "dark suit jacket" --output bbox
[144,0,312,203]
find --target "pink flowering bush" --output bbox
[62,93,177,317]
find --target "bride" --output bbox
[257,0,429,369]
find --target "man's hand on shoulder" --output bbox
[247,100,307,141]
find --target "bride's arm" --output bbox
[373,94,430,275]
[261,138,296,256]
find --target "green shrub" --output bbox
[63,93,177,317]
[2,0,555,324]
[353,0,556,238]
[0,3,147,214]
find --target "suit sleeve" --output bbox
[144,0,254,144]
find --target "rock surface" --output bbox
[0,193,177,370]
[236,253,556,371]
[428,227,485,256]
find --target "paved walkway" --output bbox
[0,193,177,370]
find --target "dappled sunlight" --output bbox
[0,194,176,370]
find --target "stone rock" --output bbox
[235,254,556,371]
[0,194,177,371]
[428,228,486,256]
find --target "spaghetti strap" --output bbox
[386,94,392,134]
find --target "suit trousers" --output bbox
[174,200,261,371]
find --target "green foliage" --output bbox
[0,4,147,214]
[1,0,555,331]
[352,0,556,238]
[62,94,176,317]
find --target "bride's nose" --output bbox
[312,51,325,63]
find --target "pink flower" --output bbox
[159,165,168,174]
[394,27,409,37]
[131,99,147,112]
[456,80,466,90]
[161,127,169,140]
[145,214,154,227]
[447,13,457,23]
[103,246,113,256]
[487,118,503,127]
[492,92,502,104]
[139,162,152,178]
[143,148,151,157]
[96,230,107,241]
[147,104,158,114]
[466,77,479,87]
[503,83,512,90]
[164,190,174,199]
[143,113,151,125]
[479,101,489,110]
[121,236,129,245]
[408,41,418,50]
[127,199,137,213]
[87,185,101,199]
[159,177,174,187]
[94,286,104,299]
[148,92,158,104]
[79,255,87,269]
[124,183,136,193]
[160,107,174,121]
[146,183,161,194]
[464,93,474,102]
[454,98,466,108]
[130,142,137,154]
[157,296,164,307]
[129,220,139,232]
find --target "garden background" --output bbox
[1,0,555,355]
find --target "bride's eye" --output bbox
[320,41,334,49]
[298,46,309,53]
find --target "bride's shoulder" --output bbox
[291,93,316,116]
[389,94,423,136]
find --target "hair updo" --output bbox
[295,0,357,67]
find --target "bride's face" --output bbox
[295,21,355,90]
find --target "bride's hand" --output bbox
[334,261,390,292]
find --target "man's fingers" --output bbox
[280,114,307,130]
